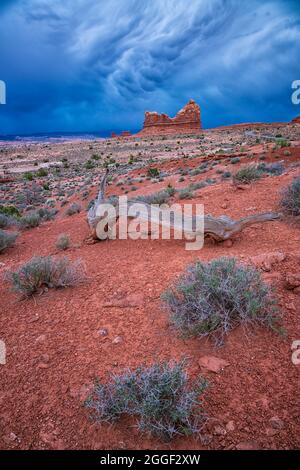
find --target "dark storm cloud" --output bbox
[0,0,299,134]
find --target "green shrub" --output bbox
[162,257,279,346]
[233,165,262,184]
[24,172,34,181]
[56,234,71,251]
[0,205,21,218]
[281,176,300,216]
[147,168,160,178]
[37,168,48,177]
[9,256,85,297]
[0,230,18,253]
[85,361,207,439]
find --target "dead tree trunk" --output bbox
[87,171,280,242]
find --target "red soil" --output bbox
[0,152,300,450]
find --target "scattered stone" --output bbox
[285,273,300,290]
[223,239,233,248]
[35,334,47,343]
[269,416,284,430]
[199,356,230,373]
[250,251,286,272]
[226,420,235,432]
[236,441,260,450]
[213,425,227,436]
[112,336,123,345]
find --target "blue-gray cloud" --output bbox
[0,0,299,134]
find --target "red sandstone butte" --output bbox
[137,99,202,136]
[292,116,300,124]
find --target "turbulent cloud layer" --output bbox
[0,0,299,134]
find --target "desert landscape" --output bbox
[0,99,300,450]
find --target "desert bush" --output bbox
[262,162,284,176]
[233,165,262,184]
[24,172,34,181]
[9,256,85,297]
[37,168,48,177]
[230,157,241,164]
[65,203,81,216]
[178,188,194,200]
[0,205,21,218]
[134,191,170,205]
[38,207,58,221]
[56,234,71,251]
[0,230,18,253]
[85,361,207,439]
[281,176,300,216]
[147,168,160,178]
[162,257,278,346]
[0,214,18,229]
[20,212,41,229]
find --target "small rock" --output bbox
[250,251,286,272]
[221,203,228,209]
[236,441,259,450]
[112,336,123,345]
[285,273,300,290]
[223,239,233,248]
[199,356,230,373]
[269,416,284,430]
[226,420,235,432]
[213,425,227,436]
[35,334,47,343]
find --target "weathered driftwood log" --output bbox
[87,171,280,242]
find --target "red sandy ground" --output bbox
[0,149,300,450]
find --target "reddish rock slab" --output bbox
[199,356,230,373]
[137,99,202,136]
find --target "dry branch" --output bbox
[87,171,280,242]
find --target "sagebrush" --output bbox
[9,256,85,296]
[85,361,207,440]
[162,257,279,346]
[0,230,18,253]
[281,176,300,216]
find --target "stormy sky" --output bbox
[0,0,299,135]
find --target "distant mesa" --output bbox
[291,116,300,124]
[137,99,202,136]
[111,130,132,139]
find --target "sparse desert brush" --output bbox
[0,230,18,253]
[230,157,241,165]
[281,176,300,216]
[8,256,85,297]
[65,202,81,216]
[162,257,279,346]
[134,190,170,205]
[233,165,262,184]
[85,361,208,440]
[20,211,41,229]
[0,213,19,229]
[0,205,21,218]
[178,188,194,200]
[56,234,71,251]
[147,168,160,178]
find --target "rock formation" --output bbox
[137,99,202,136]
[292,116,300,124]
[111,130,132,139]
